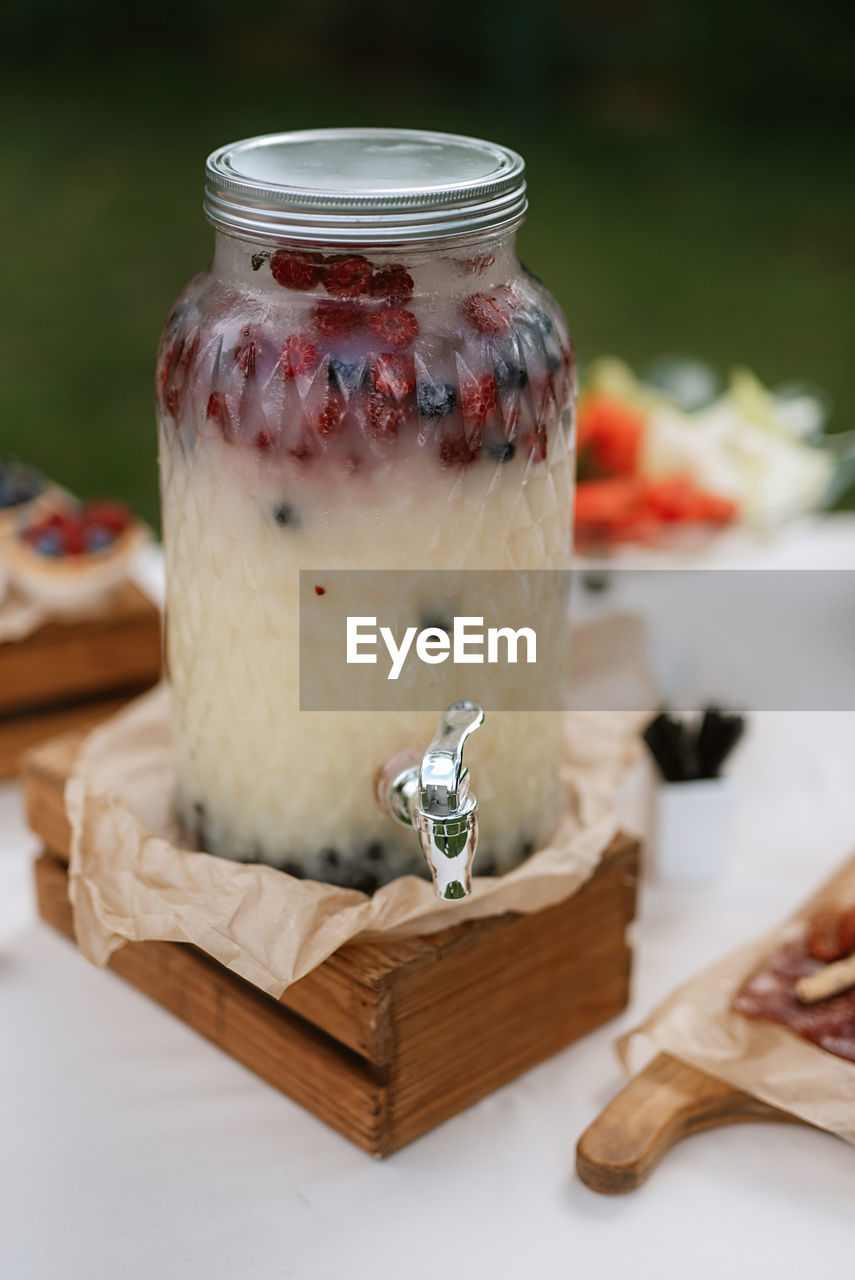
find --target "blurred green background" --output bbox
[2,0,853,524]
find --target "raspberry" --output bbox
[289,435,316,463]
[522,421,548,462]
[367,307,418,348]
[371,353,415,399]
[233,326,258,377]
[206,392,233,441]
[439,429,482,466]
[255,431,275,452]
[460,374,498,425]
[324,255,373,298]
[316,391,347,437]
[313,301,366,339]
[176,332,199,377]
[456,253,495,276]
[366,394,405,441]
[367,265,414,303]
[164,386,181,416]
[462,293,511,335]
[280,334,319,378]
[83,501,130,534]
[270,250,324,291]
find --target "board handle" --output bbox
[576,1052,802,1194]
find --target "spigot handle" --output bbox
[419,700,485,816]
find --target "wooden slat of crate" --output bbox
[24,728,639,1156]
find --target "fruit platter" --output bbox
[574,356,853,553]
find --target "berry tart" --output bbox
[3,498,146,609]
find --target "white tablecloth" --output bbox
[2,522,854,1279]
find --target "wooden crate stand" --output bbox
[23,729,639,1157]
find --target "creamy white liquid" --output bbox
[160,417,574,884]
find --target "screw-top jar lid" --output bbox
[204,128,527,246]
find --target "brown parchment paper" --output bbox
[620,853,855,1144]
[65,679,646,1000]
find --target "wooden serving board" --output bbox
[23,726,640,1157]
[0,582,162,778]
[575,1052,807,1193]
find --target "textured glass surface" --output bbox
[157,231,576,890]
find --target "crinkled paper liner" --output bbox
[619,852,855,1145]
[65,683,645,1000]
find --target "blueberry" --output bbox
[273,502,301,529]
[328,357,365,393]
[192,800,209,850]
[85,524,114,552]
[350,869,380,895]
[35,530,64,557]
[484,438,516,463]
[530,306,554,337]
[417,380,456,420]
[493,355,528,390]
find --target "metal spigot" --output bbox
[377,700,485,900]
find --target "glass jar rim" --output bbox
[204,128,527,247]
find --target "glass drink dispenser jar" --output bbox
[156,129,576,898]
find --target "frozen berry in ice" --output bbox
[206,392,233,441]
[233,326,259,377]
[462,293,511,335]
[522,422,548,462]
[164,386,181,416]
[273,502,301,528]
[316,390,347,437]
[254,430,275,452]
[328,357,366,394]
[270,249,324,291]
[367,265,414,303]
[484,438,516,463]
[417,380,456,420]
[279,334,319,379]
[439,429,482,466]
[493,354,529,390]
[313,300,366,339]
[371,353,415,399]
[460,374,498,426]
[366,394,405,441]
[367,307,418,348]
[324,255,373,298]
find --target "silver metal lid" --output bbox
[204,128,527,246]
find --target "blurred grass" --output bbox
[1,53,853,525]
